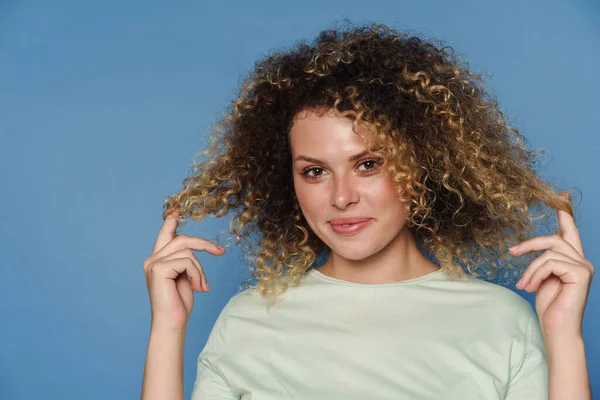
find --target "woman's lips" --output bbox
[329,219,372,236]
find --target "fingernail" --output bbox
[516,278,523,287]
[509,245,519,251]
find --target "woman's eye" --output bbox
[302,167,325,177]
[300,160,381,177]
[358,159,382,171]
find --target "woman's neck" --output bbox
[318,228,440,284]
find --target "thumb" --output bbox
[152,210,180,255]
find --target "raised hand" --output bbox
[143,211,226,332]
[513,192,595,341]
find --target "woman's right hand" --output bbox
[143,210,226,332]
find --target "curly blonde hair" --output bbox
[162,21,578,309]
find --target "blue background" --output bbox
[1,0,598,398]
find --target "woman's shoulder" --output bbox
[448,272,538,326]
[220,270,535,319]
[218,285,268,316]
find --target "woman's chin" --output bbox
[328,245,382,262]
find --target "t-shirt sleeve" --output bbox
[190,300,239,400]
[504,307,548,399]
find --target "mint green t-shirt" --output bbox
[191,268,548,399]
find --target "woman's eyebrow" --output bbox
[294,150,371,164]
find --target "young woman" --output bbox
[141,22,594,399]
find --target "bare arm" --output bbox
[141,211,225,399]
[141,326,187,400]
[546,336,592,400]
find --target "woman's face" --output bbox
[289,108,409,261]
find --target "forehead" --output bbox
[289,109,374,154]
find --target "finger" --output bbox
[509,233,583,262]
[152,211,181,255]
[151,234,226,263]
[148,257,203,292]
[516,249,579,289]
[175,271,195,298]
[522,259,582,292]
[155,248,209,292]
[557,192,585,258]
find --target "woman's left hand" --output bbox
[511,192,595,341]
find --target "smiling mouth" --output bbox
[329,219,372,236]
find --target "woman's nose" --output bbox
[331,174,359,209]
